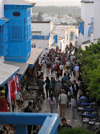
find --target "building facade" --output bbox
[31,21,55,55]
[78,0,100,46]
[0,0,43,86]
[54,25,78,52]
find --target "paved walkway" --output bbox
[40,69,82,128]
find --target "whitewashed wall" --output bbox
[58,39,65,53]
[31,22,54,54]
[94,0,100,41]
[65,26,77,47]
[81,2,94,42]
[31,39,49,55]
[31,23,51,35]
[0,0,4,18]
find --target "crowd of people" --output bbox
[0,49,95,134]
[30,49,93,133]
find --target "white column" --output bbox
[0,0,4,18]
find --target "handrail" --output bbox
[0,112,59,134]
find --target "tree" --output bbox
[77,39,100,101]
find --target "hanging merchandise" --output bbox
[0,90,8,112]
[15,75,20,94]
[8,75,20,102]
[8,77,16,101]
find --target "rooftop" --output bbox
[81,0,94,3]
[31,21,51,23]
[4,0,36,5]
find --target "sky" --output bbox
[33,0,81,7]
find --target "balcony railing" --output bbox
[0,112,59,134]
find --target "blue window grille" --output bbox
[0,112,59,134]
[0,23,8,56]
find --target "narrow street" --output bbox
[40,69,82,128]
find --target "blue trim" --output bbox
[0,18,9,26]
[53,35,58,43]
[0,23,9,56]
[78,22,84,35]
[0,68,20,87]
[76,35,78,39]
[88,26,92,37]
[32,34,50,40]
[4,4,35,9]
[0,112,59,134]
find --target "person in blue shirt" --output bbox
[61,73,68,86]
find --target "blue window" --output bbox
[70,32,74,40]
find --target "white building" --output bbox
[93,0,100,43]
[54,25,78,52]
[31,21,54,55]
[79,0,100,46]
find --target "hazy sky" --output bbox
[34,0,81,6]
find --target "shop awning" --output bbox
[0,17,9,26]
[0,63,20,87]
[4,61,29,79]
[27,48,43,68]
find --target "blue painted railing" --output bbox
[32,35,50,40]
[0,112,59,134]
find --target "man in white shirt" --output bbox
[58,89,68,117]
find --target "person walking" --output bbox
[45,76,50,98]
[59,63,64,76]
[58,89,68,117]
[70,95,76,118]
[48,94,56,113]
[72,80,79,99]
[37,76,45,99]
[61,73,68,86]
[54,80,62,107]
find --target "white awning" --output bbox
[27,48,43,68]
[0,63,20,87]
[4,61,29,79]
[4,48,43,79]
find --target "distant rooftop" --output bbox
[31,21,51,23]
[81,0,94,3]
[4,0,36,5]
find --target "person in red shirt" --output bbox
[63,57,66,64]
